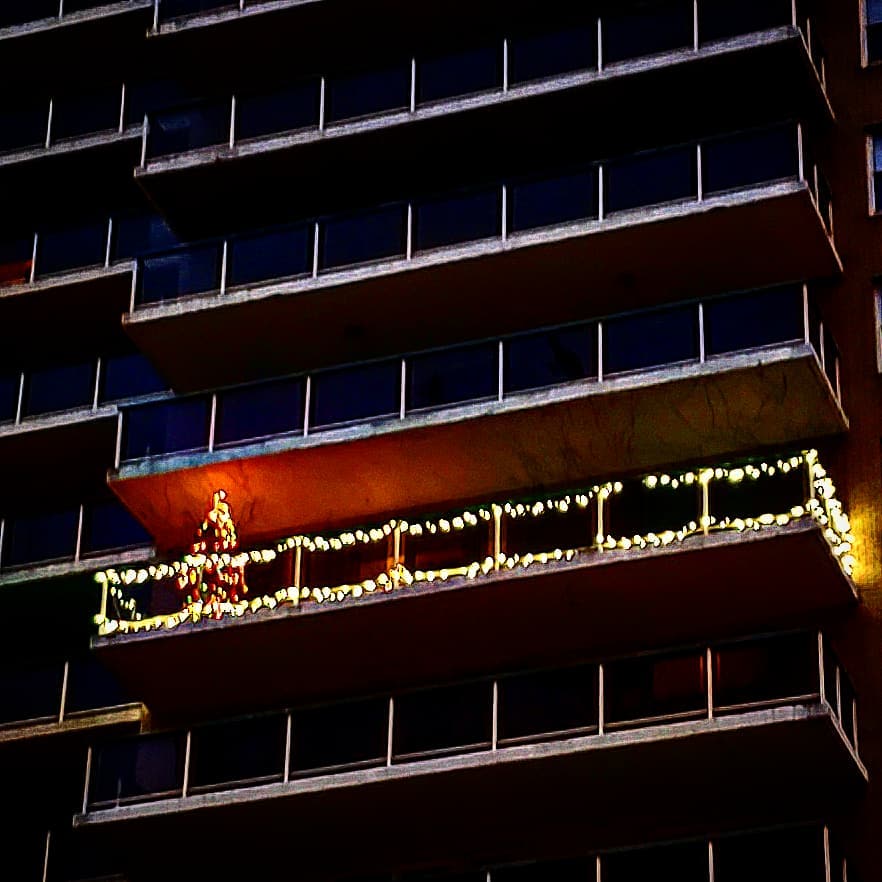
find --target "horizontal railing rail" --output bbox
[81,630,859,813]
[0,0,148,31]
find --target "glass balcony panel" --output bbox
[139,244,222,304]
[3,508,80,568]
[291,698,388,776]
[508,26,598,84]
[704,285,804,356]
[65,656,132,714]
[604,840,710,882]
[494,859,595,882]
[605,650,707,728]
[0,374,19,423]
[504,324,597,393]
[0,0,57,28]
[113,213,179,260]
[227,225,313,287]
[602,0,694,65]
[23,361,94,416]
[508,169,598,232]
[417,44,502,104]
[698,0,793,44]
[320,205,406,270]
[0,103,47,153]
[310,359,400,431]
[235,81,320,141]
[159,0,237,21]
[823,325,838,389]
[127,575,182,620]
[712,633,818,711]
[0,663,63,724]
[839,673,856,747]
[51,86,121,141]
[868,23,882,63]
[603,303,699,375]
[325,63,411,124]
[605,144,696,213]
[125,80,192,129]
[302,540,391,590]
[414,188,500,252]
[403,523,492,573]
[708,464,804,521]
[36,221,107,277]
[147,100,229,158]
[89,734,185,808]
[99,352,168,403]
[122,397,211,460]
[215,377,304,447]
[504,504,594,557]
[188,713,287,791]
[702,126,798,195]
[714,826,826,882]
[393,681,492,758]
[0,235,33,286]
[406,343,497,412]
[80,499,152,556]
[607,477,701,540]
[497,664,598,744]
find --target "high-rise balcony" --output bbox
[74,632,865,881]
[94,450,855,715]
[110,285,846,551]
[123,122,840,391]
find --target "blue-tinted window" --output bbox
[874,135,882,212]
[100,352,167,402]
[37,221,107,277]
[0,0,57,28]
[228,225,312,287]
[113,214,179,260]
[147,100,229,158]
[603,304,699,375]
[159,0,236,21]
[605,842,709,882]
[89,734,185,807]
[606,145,696,213]
[0,374,19,423]
[139,244,221,304]
[702,126,797,195]
[417,45,502,104]
[505,325,596,393]
[0,103,48,153]
[326,64,411,123]
[602,1,693,65]
[23,362,95,416]
[236,81,320,140]
[81,500,151,555]
[704,286,803,356]
[508,170,598,232]
[122,397,210,460]
[51,86,121,141]
[65,656,132,714]
[321,205,406,270]
[509,27,597,84]
[0,663,63,724]
[870,21,882,64]
[310,360,400,430]
[407,343,497,412]
[699,0,793,44]
[4,508,80,568]
[415,189,500,251]
[215,378,304,446]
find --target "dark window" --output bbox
[81,499,151,555]
[0,0,57,28]
[291,698,388,776]
[870,2,882,65]
[310,359,400,430]
[509,27,598,84]
[604,650,707,728]
[89,734,185,808]
[699,0,793,44]
[3,826,47,882]
[138,244,222,304]
[607,477,700,540]
[51,85,121,141]
[603,303,699,375]
[704,285,804,356]
[227,225,313,287]
[0,662,63,724]
[189,714,287,792]
[393,681,492,758]
[712,633,818,711]
[326,63,411,123]
[606,144,696,213]
[4,508,80,568]
[498,664,598,744]
[508,169,598,232]
[708,459,805,522]
[414,188,500,251]
[403,522,491,572]
[113,214,179,260]
[0,235,33,286]
[235,80,320,141]
[122,397,210,460]
[23,361,94,416]
[0,373,19,423]
[215,378,304,446]
[321,205,406,270]
[407,343,497,411]
[159,0,237,21]
[36,221,107,277]
[504,324,596,393]
[417,44,502,104]
[603,1,694,65]
[714,826,826,882]
[702,126,798,195]
[147,99,229,158]
[0,102,47,153]
[605,841,709,882]
[65,656,132,714]
[100,352,167,403]
[495,859,594,882]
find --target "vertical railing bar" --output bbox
[597,321,604,382]
[406,203,413,260]
[30,232,39,284]
[294,543,302,592]
[595,855,602,882]
[139,112,150,168]
[595,488,605,550]
[284,712,292,782]
[92,357,102,411]
[835,665,843,722]
[0,518,6,571]
[303,375,312,437]
[41,830,51,882]
[59,660,70,724]
[503,38,509,91]
[45,98,54,149]
[182,730,192,797]
[596,15,603,71]
[693,0,700,50]
[410,58,417,112]
[818,631,826,705]
[207,393,217,453]
[797,122,805,183]
[791,0,798,28]
[708,841,715,882]
[15,372,25,425]
[312,221,320,278]
[491,680,499,750]
[852,695,860,755]
[598,664,604,735]
[153,0,160,31]
[386,697,395,766]
[498,340,504,402]
[493,505,502,570]
[399,359,407,420]
[229,93,237,149]
[58,0,64,18]
[696,143,703,203]
[82,745,93,814]
[836,355,842,404]
[501,184,508,243]
[819,320,827,372]
[597,164,605,221]
[824,826,832,882]
[219,239,229,295]
[706,647,714,719]
[74,503,84,563]
[803,284,811,345]
[104,217,114,267]
[318,77,326,131]
[118,83,126,134]
[114,411,124,469]
[698,302,706,363]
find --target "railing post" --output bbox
[15,371,25,424]
[497,340,504,402]
[491,681,499,750]
[803,284,811,345]
[119,83,127,134]
[30,231,39,284]
[693,0,700,50]
[140,113,149,168]
[406,203,413,260]
[598,664,605,735]
[219,240,229,295]
[399,358,407,419]
[386,697,395,766]
[59,660,70,724]
[229,94,237,149]
[503,38,510,91]
[501,184,508,242]
[284,712,292,782]
[182,730,192,797]
[852,695,860,755]
[410,58,417,112]
[207,393,218,453]
[818,631,826,705]
[698,302,706,363]
[114,410,124,470]
[42,830,51,882]
[303,375,312,437]
[824,826,832,882]
[598,164,605,221]
[493,505,502,570]
[835,665,843,722]
[706,647,714,719]
[318,77,326,131]
[74,503,85,563]
[596,15,603,71]
[45,98,54,149]
[797,122,805,183]
[104,217,114,268]
[696,143,703,202]
[597,321,604,382]
[153,0,160,31]
[82,746,93,814]
[596,856,602,882]
[312,221,320,278]
[708,840,715,882]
